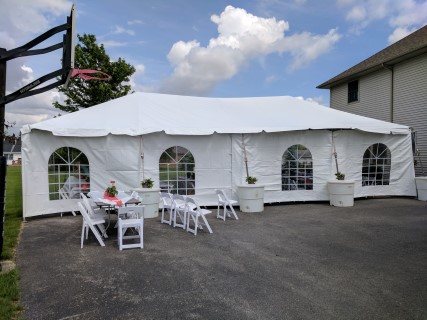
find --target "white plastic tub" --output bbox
[415,177,427,201]
[131,188,160,218]
[237,185,265,213]
[327,180,355,207]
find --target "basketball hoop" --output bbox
[70,69,111,81]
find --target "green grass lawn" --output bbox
[0,165,23,319]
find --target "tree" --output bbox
[53,33,135,112]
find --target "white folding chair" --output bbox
[185,197,213,235]
[160,192,173,225]
[216,189,239,221]
[78,202,106,248]
[80,193,109,239]
[59,188,77,216]
[117,206,144,250]
[172,194,187,229]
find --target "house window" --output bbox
[48,147,90,200]
[282,144,313,191]
[159,146,195,195]
[362,143,391,186]
[348,80,359,103]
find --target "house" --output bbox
[20,92,415,218]
[317,25,427,176]
[3,138,22,165]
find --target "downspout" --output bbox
[382,63,394,123]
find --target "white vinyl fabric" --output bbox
[21,93,416,218]
[22,92,410,136]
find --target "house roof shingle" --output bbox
[317,24,427,89]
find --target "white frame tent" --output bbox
[21,93,416,218]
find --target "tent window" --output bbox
[159,146,195,195]
[348,80,359,103]
[282,144,313,191]
[48,147,90,200]
[362,143,391,186]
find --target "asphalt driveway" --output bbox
[17,198,427,320]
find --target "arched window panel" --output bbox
[362,143,391,186]
[159,146,195,195]
[48,147,90,200]
[282,144,313,191]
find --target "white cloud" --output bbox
[112,25,135,36]
[101,40,128,48]
[340,0,427,41]
[0,0,71,131]
[346,5,366,22]
[6,90,63,135]
[279,29,341,71]
[135,64,145,74]
[160,5,340,95]
[128,19,143,26]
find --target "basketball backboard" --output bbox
[63,4,76,88]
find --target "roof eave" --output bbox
[317,45,427,89]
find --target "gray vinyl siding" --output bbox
[330,69,392,122]
[394,54,427,176]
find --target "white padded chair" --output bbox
[117,206,144,250]
[58,188,77,216]
[172,194,187,229]
[78,202,106,248]
[159,192,173,226]
[215,189,239,221]
[160,192,173,225]
[80,193,108,238]
[185,197,213,236]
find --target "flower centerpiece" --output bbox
[141,178,154,188]
[335,171,345,180]
[245,176,257,184]
[105,180,118,197]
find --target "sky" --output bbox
[1,0,427,135]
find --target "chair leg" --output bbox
[201,215,213,234]
[89,224,106,247]
[217,203,220,219]
[81,221,85,248]
[229,205,238,220]
[118,221,123,251]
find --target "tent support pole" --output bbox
[331,131,340,174]
[140,137,144,181]
[242,134,249,179]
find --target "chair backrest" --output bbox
[172,194,186,210]
[118,206,145,219]
[216,189,227,202]
[160,192,172,206]
[59,188,70,199]
[130,191,141,201]
[80,193,97,215]
[185,196,201,212]
[78,201,93,222]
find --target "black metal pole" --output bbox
[0,48,7,258]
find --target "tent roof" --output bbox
[22,92,410,136]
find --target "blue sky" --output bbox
[1,0,427,134]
